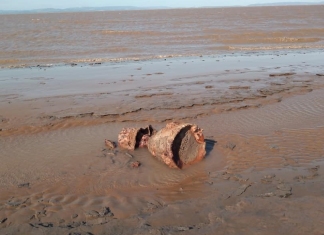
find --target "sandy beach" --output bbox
[1,5,324,235]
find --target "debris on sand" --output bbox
[0,218,7,224]
[131,161,141,168]
[147,122,206,169]
[104,139,116,149]
[118,125,155,150]
[115,122,207,169]
[18,182,30,188]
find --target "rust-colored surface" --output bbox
[118,125,155,150]
[117,122,206,168]
[147,122,206,169]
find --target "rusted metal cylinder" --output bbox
[118,125,155,150]
[147,122,206,169]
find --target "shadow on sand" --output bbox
[205,139,217,157]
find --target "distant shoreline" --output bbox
[1,2,324,15]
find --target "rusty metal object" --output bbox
[147,122,206,169]
[118,125,155,150]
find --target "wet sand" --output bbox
[1,51,324,234]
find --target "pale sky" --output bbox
[0,0,323,10]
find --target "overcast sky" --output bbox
[0,0,323,10]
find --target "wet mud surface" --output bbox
[1,52,324,234]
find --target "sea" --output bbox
[0,5,323,67]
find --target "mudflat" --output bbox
[1,51,324,234]
[1,6,324,235]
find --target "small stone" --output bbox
[131,161,141,168]
[264,174,276,179]
[177,226,190,231]
[104,139,116,149]
[176,226,193,231]
[0,218,7,224]
[255,192,275,197]
[18,182,30,188]
[38,222,53,228]
[99,207,113,217]
[85,210,100,219]
[71,214,78,219]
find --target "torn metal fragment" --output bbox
[118,125,155,150]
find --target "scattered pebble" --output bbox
[131,161,141,168]
[18,182,30,188]
[176,226,193,231]
[85,210,100,219]
[99,207,114,217]
[85,207,114,219]
[104,139,116,149]
[255,192,275,198]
